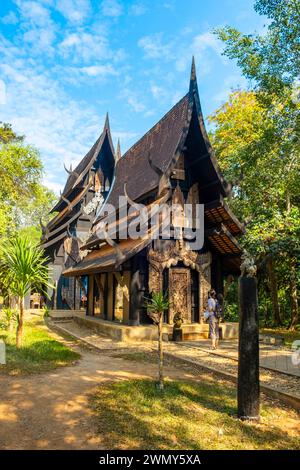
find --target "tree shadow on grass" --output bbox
[89,379,300,450]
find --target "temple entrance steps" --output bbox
[52,311,238,342]
[49,309,84,321]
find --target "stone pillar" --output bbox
[238,276,260,421]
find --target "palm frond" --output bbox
[0,235,53,298]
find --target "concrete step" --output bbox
[49,309,84,320]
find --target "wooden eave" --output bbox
[47,180,92,232]
[41,209,83,243]
[204,196,244,236]
[41,230,68,249]
[206,223,242,256]
[63,226,160,277]
[82,191,171,250]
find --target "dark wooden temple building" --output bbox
[43,59,244,337]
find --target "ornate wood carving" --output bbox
[172,184,185,229]
[169,268,191,324]
[186,183,199,228]
[148,241,212,323]
[64,237,81,267]
[148,240,211,276]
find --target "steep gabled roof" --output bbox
[91,58,229,229]
[51,113,115,213]
[99,93,190,213]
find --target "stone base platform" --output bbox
[49,310,238,342]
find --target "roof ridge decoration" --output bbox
[116,139,121,161]
[104,111,110,131]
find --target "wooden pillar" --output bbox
[215,257,224,295]
[99,274,105,317]
[129,256,142,326]
[106,273,114,321]
[123,271,130,324]
[238,276,260,421]
[87,275,94,316]
[211,256,223,295]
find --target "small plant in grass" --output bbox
[43,305,50,318]
[2,307,18,331]
[144,291,170,390]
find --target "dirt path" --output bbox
[0,344,195,450]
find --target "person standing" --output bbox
[206,289,219,350]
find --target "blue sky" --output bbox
[0,0,266,194]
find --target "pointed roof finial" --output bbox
[189,56,198,95]
[191,56,196,80]
[104,112,110,132]
[116,139,121,161]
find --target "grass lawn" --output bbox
[0,314,80,375]
[90,379,300,450]
[260,327,300,348]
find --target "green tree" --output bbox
[0,122,57,243]
[0,122,23,144]
[209,93,299,327]
[0,236,52,347]
[213,0,300,329]
[145,292,170,390]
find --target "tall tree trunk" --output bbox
[267,257,281,326]
[16,297,24,348]
[157,313,164,390]
[289,258,299,330]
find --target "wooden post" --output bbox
[129,256,142,326]
[238,276,260,421]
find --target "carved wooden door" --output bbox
[168,268,191,324]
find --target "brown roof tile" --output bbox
[102,94,189,211]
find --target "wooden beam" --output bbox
[200,179,220,190]
[186,152,210,169]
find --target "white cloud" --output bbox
[192,32,223,56]
[42,177,64,195]
[0,80,7,105]
[213,74,248,103]
[59,31,109,62]
[54,0,92,23]
[150,83,166,100]
[23,27,57,52]
[163,2,174,11]
[2,11,19,25]
[13,0,57,54]
[79,64,118,77]
[120,88,146,113]
[175,32,224,74]
[0,52,105,190]
[15,0,52,25]
[129,3,147,16]
[101,0,123,17]
[138,33,173,59]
